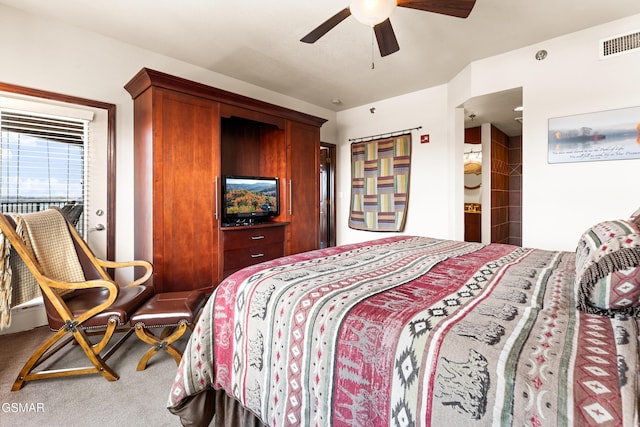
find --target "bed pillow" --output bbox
[630,206,640,225]
[575,219,640,317]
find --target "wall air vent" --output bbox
[600,30,640,59]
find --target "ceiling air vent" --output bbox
[600,30,640,59]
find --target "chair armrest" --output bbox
[39,277,120,326]
[95,259,153,287]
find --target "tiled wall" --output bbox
[490,126,523,246]
[491,125,510,244]
[465,125,522,246]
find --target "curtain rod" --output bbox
[349,126,422,143]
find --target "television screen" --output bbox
[222,176,279,223]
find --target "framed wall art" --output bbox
[548,105,640,163]
[349,134,411,232]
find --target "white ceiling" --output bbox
[463,87,523,137]
[2,0,639,133]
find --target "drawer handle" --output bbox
[251,253,265,258]
[251,235,265,240]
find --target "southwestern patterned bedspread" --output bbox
[168,236,639,426]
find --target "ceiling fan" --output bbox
[300,0,477,57]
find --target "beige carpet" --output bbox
[0,325,190,426]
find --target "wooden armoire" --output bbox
[124,68,327,293]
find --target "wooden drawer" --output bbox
[222,224,286,278]
[223,225,285,250]
[223,243,284,272]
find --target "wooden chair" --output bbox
[0,208,154,391]
[59,201,84,227]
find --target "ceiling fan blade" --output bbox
[374,19,400,57]
[300,7,351,43]
[397,0,477,18]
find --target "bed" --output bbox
[167,212,640,427]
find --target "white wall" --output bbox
[0,5,338,272]
[337,13,640,251]
[335,85,452,245]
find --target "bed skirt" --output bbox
[169,388,267,427]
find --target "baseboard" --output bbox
[0,297,48,335]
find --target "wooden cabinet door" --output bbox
[286,121,320,255]
[128,68,326,292]
[152,89,220,292]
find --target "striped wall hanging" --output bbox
[349,134,411,231]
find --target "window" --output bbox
[0,109,89,234]
[0,83,114,265]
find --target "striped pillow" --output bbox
[630,206,640,225]
[575,219,640,317]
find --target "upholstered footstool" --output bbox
[130,290,206,371]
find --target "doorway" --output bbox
[462,88,523,245]
[320,142,336,248]
[0,84,115,259]
[0,83,115,335]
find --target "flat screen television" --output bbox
[221,175,280,225]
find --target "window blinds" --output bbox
[0,110,88,230]
[1,111,85,144]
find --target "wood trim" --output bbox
[0,82,117,263]
[124,68,327,128]
[320,142,336,248]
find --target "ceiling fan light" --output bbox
[350,0,397,26]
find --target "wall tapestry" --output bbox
[548,105,640,163]
[349,134,411,231]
